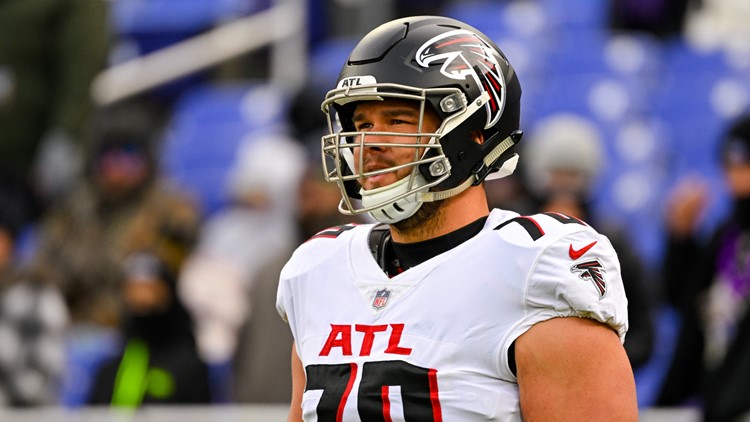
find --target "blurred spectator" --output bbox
[0,192,26,275]
[517,113,656,369]
[609,0,694,39]
[288,84,367,238]
[0,0,108,218]
[0,195,68,406]
[179,133,306,403]
[684,0,750,58]
[657,113,750,421]
[230,251,296,404]
[30,101,201,405]
[88,251,211,406]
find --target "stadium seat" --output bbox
[309,36,359,93]
[654,41,750,174]
[538,0,609,30]
[441,1,514,37]
[161,82,290,215]
[110,0,265,36]
[108,0,271,102]
[530,70,651,125]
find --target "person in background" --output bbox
[657,113,750,421]
[178,134,306,403]
[518,113,655,370]
[88,251,211,406]
[609,0,693,39]
[30,101,202,405]
[0,0,108,219]
[288,84,368,240]
[0,193,68,406]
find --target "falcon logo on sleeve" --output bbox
[571,259,607,299]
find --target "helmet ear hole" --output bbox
[471,130,485,145]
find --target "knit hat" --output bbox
[523,113,604,198]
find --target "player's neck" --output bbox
[390,185,490,243]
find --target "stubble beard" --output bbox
[391,199,445,238]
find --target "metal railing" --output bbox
[91,0,307,106]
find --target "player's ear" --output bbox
[471,130,485,145]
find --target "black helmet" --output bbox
[321,16,522,223]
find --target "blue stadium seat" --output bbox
[441,1,513,37]
[108,0,270,102]
[309,37,359,92]
[111,0,265,35]
[538,0,609,30]
[161,82,290,215]
[529,70,650,125]
[546,29,664,78]
[662,39,732,73]
[654,42,750,176]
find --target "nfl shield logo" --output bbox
[372,289,391,310]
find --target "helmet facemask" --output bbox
[321,83,500,223]
[320,16,523,224]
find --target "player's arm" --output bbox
[515,316,638,421]
[288,344,305,422]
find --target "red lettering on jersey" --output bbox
[321,323,412,356]
[384,324,412,355]
[319,324,353,356]
[356,324,388,356]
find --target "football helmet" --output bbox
[321,16,522,223]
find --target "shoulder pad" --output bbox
[307,223,360,241]
[282,223,364,279]
[494,212,590,242]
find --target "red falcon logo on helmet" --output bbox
[415,29,507,129]
[571,259,607,300]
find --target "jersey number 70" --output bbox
[305,360,442,421]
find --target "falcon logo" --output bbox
[571,260,607,299]
[415,29,507,129]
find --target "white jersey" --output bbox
[277,209,628,421]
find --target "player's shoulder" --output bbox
[281,222,371,278]
[488,210,600,247]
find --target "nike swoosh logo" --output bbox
[569,241,597,260]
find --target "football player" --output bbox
[277,16,637,421]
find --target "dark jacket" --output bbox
[88,277,212,406]
[658,219,750,422]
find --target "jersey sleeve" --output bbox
[499,226,629,380]
[527,228,628,337]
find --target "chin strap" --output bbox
[422,132,520,202]
[361,131,521,222]
[421,176,475,202]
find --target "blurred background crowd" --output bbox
[1,0,750,419]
